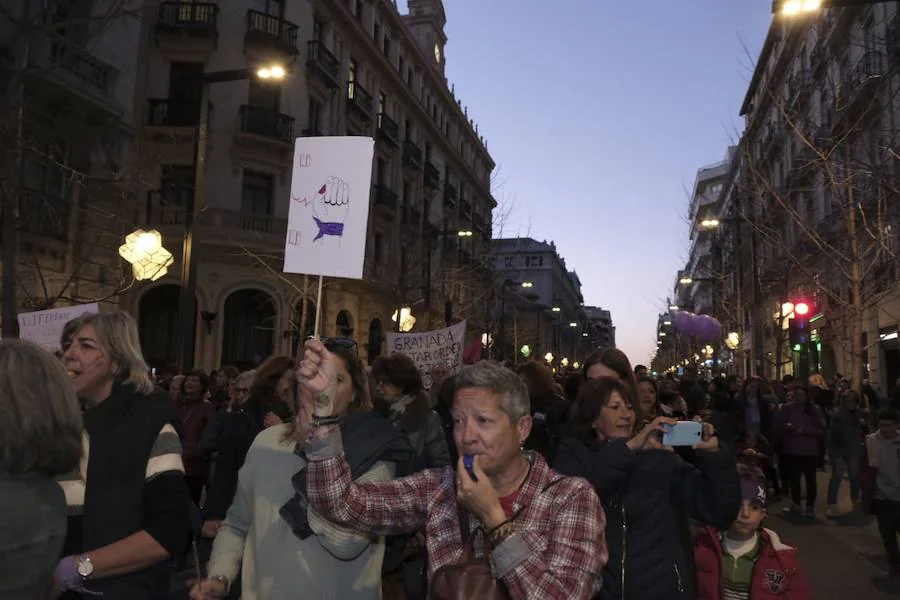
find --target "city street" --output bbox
[768,508,899,598]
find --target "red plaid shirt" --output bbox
[306,432,607,599]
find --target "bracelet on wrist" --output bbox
[488,521,516,547]
[311,414,343,427]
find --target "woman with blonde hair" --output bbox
[0,339,83,600]
[52,311,190,599]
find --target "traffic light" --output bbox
[788,299,815,350]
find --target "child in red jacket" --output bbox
[694,465,811,599]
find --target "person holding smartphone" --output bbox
[554,377,741,600]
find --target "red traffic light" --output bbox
[794,302,810,316]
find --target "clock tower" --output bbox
[404,0,447,71]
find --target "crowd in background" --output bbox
[9,312,900,600]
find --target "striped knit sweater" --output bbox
[58,424,184,516]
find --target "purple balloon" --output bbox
[681,312,702,337]
[695,315,722,341]
[674,311,690,331]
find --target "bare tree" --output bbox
[736,25,900,388]
[1,0,148,320]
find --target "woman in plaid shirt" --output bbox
[297,339,608,599]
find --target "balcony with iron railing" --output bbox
[843,51,886,110]
[374,184,398,213]
[146,98,200,127]
[245,9,299,56]
[238,105,294,143]
[377,112,400,147]
[29,39,119,109]
[306,40,340,89]
[347,80,374,118]
[424,162,440,189]
[156,2,218,37]
[403,140,422,170]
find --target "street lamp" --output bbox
[457,230,473,237]
[118,229,174,281]
[679,277,694,285]
[392,307,416,332]
[669,304,679,311]
[773,0,893,15]
[699,218,720,229]
[569,322,578,328]
[551,306,561,312]
[521,281,534,288]
[773,0,822,15]
[177,63,288,372]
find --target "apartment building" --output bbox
[121,0,496,370]
[729,5,900,386]
[0,1,144,319]
[681,151,733,317]
[490,237,598,364]
[583,305,615,349]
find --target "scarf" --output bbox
[279,411,414,539]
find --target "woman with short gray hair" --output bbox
[52,310,191,599]
[0,339,83,600]
[297,343,608,599]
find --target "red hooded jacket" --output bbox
[694,526,811,600]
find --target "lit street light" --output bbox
[256,64,286,80]
[699,218,720,229]
[569,322,578,328]
[457,230,473,237]
[521,281,534,288]
[118,229,173,281]
[679,277,694,285]
[774,0,822,15]
[551,306,561,312]
[772,0,892,15]
[392,306,416,332]
[669,304,679,311]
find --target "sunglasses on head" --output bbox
[306,336,358,352]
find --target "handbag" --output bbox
[428,506,511,600]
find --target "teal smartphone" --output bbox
[662,421,703,447]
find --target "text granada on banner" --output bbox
[385,321,467,386]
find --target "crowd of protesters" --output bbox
[6,309,900,599]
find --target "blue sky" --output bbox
[400,1,773,364]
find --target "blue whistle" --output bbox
[463,454,477,481]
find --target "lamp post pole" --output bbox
[174,67,284,373]
[176,81,209,373]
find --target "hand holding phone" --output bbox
[662,421,703,447]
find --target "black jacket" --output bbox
[377,394,451,471]
[62,383,190,600]
[554,437,740,600]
